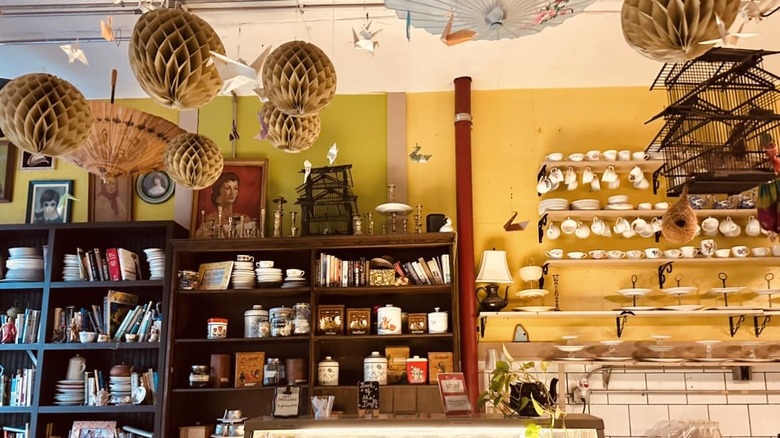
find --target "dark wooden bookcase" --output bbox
[0,221,185,438]
[164,233,459,437]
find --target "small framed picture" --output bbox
[70,421,117,438]
[89,174,132,222]
[26,180,73,224]
[19,150,55,170]
[136,170,175,204]
[197,261,234,290]
[0,139,15,202]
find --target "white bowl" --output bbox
[555,345,586,353]
[608,195,629,205]
[546,153,564,161]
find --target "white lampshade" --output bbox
[475,250,513,284]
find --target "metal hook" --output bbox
[765,272,774,289]
[631,274,638,288]
[675,273,683,287]
[718,272,728,288]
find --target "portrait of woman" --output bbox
[136,171,174,204]
[191,160,267,238]
[89,175,132,222]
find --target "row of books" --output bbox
[52,290,154,343]
[316,254,451,287]
[72,248,142,282]
[1,309,41,344]
[0,368,35,407]
[2,425,28,438]
[394,254,451,285]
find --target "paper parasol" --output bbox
[383,0,596,41]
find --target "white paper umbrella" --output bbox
[383,0,596,41]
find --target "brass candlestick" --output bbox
[365,212,374,235]
[272,197,287,238]
[217,206,224,238]
[260,208,266,238]
[290,211,298,237]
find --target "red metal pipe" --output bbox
[454,76,478,410]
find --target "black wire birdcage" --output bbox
[646,48,780,195]
[295,164,359,235]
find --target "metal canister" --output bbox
[293,302,311,335]
[270,306,293,337]
[244,305,269,338]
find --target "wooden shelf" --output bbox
[313,385,436,390]
[0,281,44,289]
[0,343,39,351]
[0,406,32,413]
[174,337,309,344]
[315,285,452,295]
[314,333,452,341]
[50,280,163,289]
[43,342,160,350]
[480,309,764,319]
[545,209,758,221]
[541,159,664,172]
[177,288,310,297]
[549,359,780,366]
[546,257,780,267]
[38,405,156,414]
[171,385,308,393]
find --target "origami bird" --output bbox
[409,144,432,163]
[59,194,79,211]
[254,110,269,141]
[101,16,116,42]
[210,46,272,97]
[229,120,239,142]
[503,211,529,232]
[440,13,476,46]
[742,0,780,20]
[327,143,338,166]
[303,160,312,183]
[699,15,756,46]
[60,43,88,65]
[352,20,381,54]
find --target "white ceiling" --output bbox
[0,0,779,99]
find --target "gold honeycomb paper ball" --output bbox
[129,8,225,110]
[621,0,740,63]
[163,133,224,190]
[0,73,92,157]
[261,103,321,153]
[262,40,337,116]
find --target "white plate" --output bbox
[617,306,657,311]
[690,357,732,362]
[738,358,776,363]
[617,288,653,297]
[595,356,634,361]
[754,289,780,295]
[661,287,698,296]
[703,306,759,311]
[709,287,747,294]
[512,306,556,312]
[516,288,549,298]
[375,203,413,215]
[554,345,586,353]
[216,418,247,423]
[605,204,635,210]
[661,305,704,311]
[557,357,589,361]
[642,357,685,363]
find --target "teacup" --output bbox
[638,225,656,238]
[546,152,564,161]
[567,180,579,191]
[631,218,648,232]
[607,250,626,259]
[537,177,553,194]
[546,249,564,259]
[714,249,731,258]
[618,150,631,161]
[574,222,591,239]
[613,218,631,234]
[700,239,717,257]
[701,217,719,234]
[591,217,607,236]
[752,247,770,257]
[644,248,661,259]
[603,149,617,161]
[256,260,275,268]
[731,246,749,258]
[568,153,585,162]
[633,178,650,190]
[637,202,652,210]
[746,216,762,237]
[519,265,544,282]
[236,254,254,262]
[582,167,594,184]
[564,167,577,184]
[586,150,601,161]
[567,252,587,260]
[632,151,646,160]
[622,229,637,239]
[607,179,620,190]
[719,217,737,235]
[663,249,682,259]
[654,202,669,210]
[626,250,645,259]
[286,269,305,278]
[680,246,698,258]
[549,167,564,184]
[97,334,110,343]
[628,165,643,182]
[601,166,618,183]
[590,178,601,192]
[589,250,607,260]
[546,222,561,240]
[772,244,780,257]
[561,217,578,234]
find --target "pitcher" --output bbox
[476,284,509,311]
[67,355,86,381]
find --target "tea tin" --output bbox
[318,356,339,386]
[244,305,269,338]
[377,304,401,335]
[363,351,388,385]
[207,318,228,339]
[406,355,428,384]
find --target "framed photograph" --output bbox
[136,170,174,204]
[0,138,15,202]
[19,150,55,170]
[71,420,117,438]
[26,179,73,224]
[89,174,132,222]
[191,160,268,238]
[197,261,234,290]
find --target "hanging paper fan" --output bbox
[383,0,596,41]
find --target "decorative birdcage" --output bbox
[295,164,359,235]
[646,48,780,196]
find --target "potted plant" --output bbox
[478,346,564,438]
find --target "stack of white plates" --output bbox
[232,261,256,289]
[143,248,165,280]
[605,195,634,210]
[282,275,307,289]
[256,267,282,287]
[4,247,44,282]
[63,254,84,281]
[55,380,84,406]
[538,198,569,214]
[109,376,132,405]
[571,199,600,210]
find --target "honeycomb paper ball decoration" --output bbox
[621,0,739,63]
[0,73,92,157]
[163,133,224,190]
[129,8,225,110]
[261,103,321,153]
[262,41,337,117]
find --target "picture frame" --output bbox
[89,174,133,222]
[197,261,234,290]
[26,179,73,224]
[19,150,55,170]
[0,138,15,202]
[71,420,117,438]
[136,170,174,204]
[190,159,268,238]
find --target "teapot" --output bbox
[476,284,509,311]
[110,363,133,377]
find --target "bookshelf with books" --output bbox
[164,233,459,437]
[0,222,185,438]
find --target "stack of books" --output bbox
[1,308,41,344]
[68,248,142,282]
[0,368,34,407]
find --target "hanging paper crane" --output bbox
[440,13,476,46]
[352,20,382,54]
[699,14,757,46]
[101,16,116,42]
[409,143,432,162]
[327,143,339,166]
[60,42,88,65]
[209,46,272,97]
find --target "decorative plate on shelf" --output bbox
[660,305,704,311]
[642,357,685,363]
[512,306,556,312]
[595,356,634,361]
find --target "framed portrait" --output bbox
[136,170,174,204]
[19,150,55,170]
[26,180,74,225]
[89,174,132,222]
[71,420,117,438]
[0,138,15,202]
[190,160,268,238]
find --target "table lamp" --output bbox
[475,249,513,311]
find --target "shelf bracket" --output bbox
[539,263,550,290]
[754,315,771,337]
[616,311,634,338]
[652,163,665,195]
[26,350,37,367]
[479,316,487,338]
[729,315,746,337]
[538,213,549,244]
[657,261,674,289]
[654,231,661,243]
[537,164,548,197]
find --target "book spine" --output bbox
[86,251,100,282]
[93,249,105,281]
[105,248,121,281]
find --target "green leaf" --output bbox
[525,423,542,438]
[540,361,550,373]
[531,395,546,417]
[496,361,510,372]
[519,396,530,411]
[522,361,535,370]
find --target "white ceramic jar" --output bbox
[318,356,339,386]
[428,307,448,333]
[363,351,388,385]
[244,305,269,338]
[377,304,402,335]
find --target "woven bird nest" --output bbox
[0,73,92,157]
[662,187,698,243]
[621,0,740,63]
[63,101,187,181]
[129,8,225,110]
[262,41,337,116]
[261,103,321,153]
[163,133,224,190]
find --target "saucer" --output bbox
[216,417,247,423]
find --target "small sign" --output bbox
[357,380,379,410]
[436,372,472,415]
[197,261,234,290]
[272,385,301,418]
